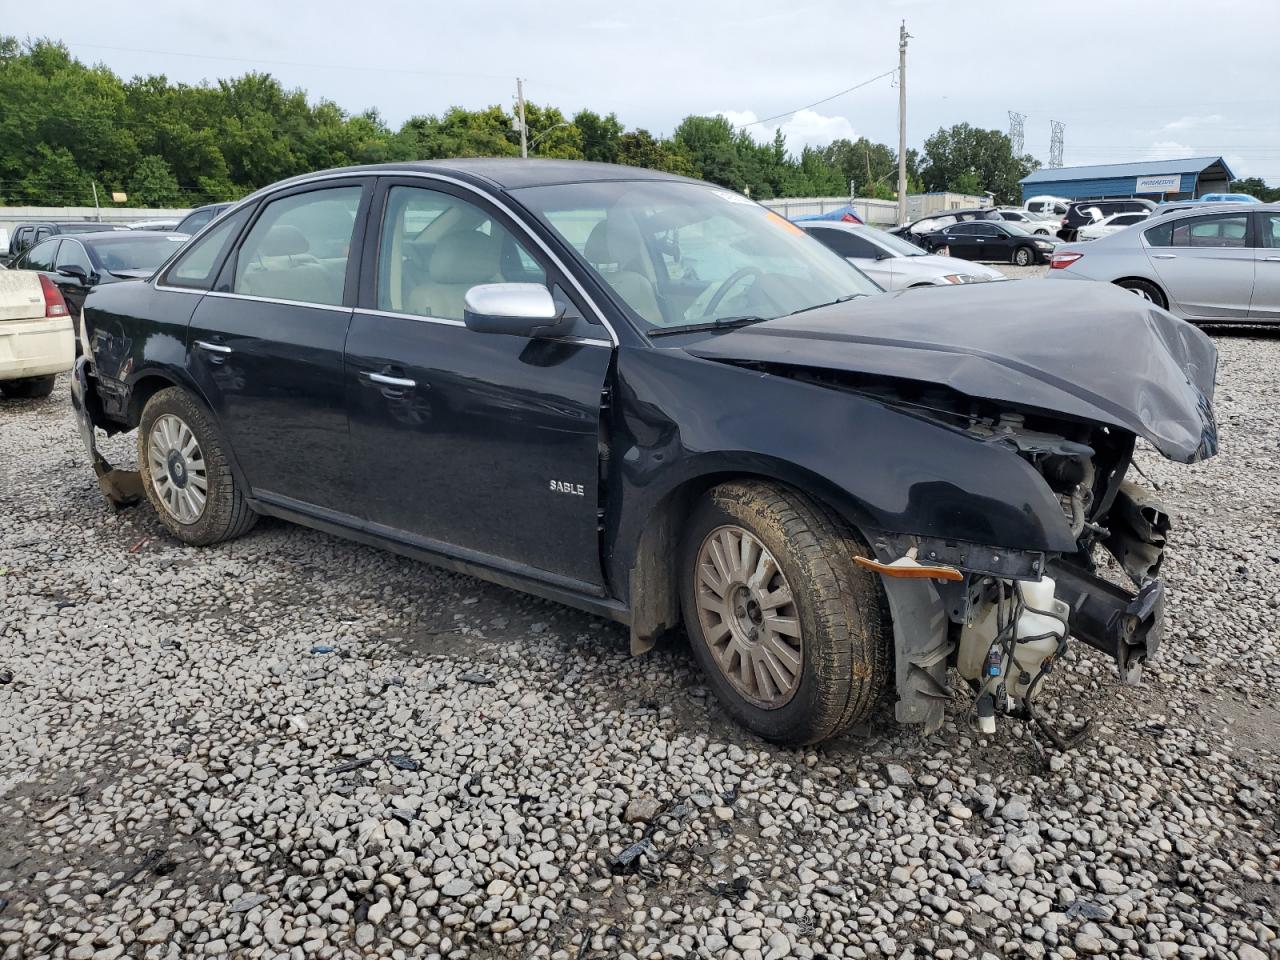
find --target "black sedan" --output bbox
[71,159,1212,746]
[10,231,188,345]
[920,220,1057,265]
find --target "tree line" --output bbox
[2,37,1050,210]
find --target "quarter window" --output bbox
[234,187,361,306]
[377,185,546,321]
[164,207,251,290]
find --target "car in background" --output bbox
[888,207,1002,247]
[995,208,1055,235]
[1058,198,1157,242]
[1047,202,1278,323]
[1077,210,1151,241]
[174,202,233,236]
[3,221,129,266]
[920,219,1056,265]
[800,221,1006,288]
[127,218,182,232]
[10,231,188,347]
[1198,193,1258,203]
[1025,195,1070,217]
[0,265,74,398]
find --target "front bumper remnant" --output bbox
[70,356,143,509]
[1048,560,1164,683]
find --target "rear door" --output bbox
[968,222,1006,261]
[1249,210,1280,320]
[186,179,370,514]
[1145,211,1255,318]
[941,223,976,258]
[344,177,614,590]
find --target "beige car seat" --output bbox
[406,230,502,320]
[238,224,344,305]
[584,218,663,326]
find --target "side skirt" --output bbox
[250,492,630,626]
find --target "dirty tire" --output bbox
[1013,245,1035,266]
[1114,278,1167,309]
[0,375,56,399]
[138,387,257,546]
[679,481,891,745]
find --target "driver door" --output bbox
[345,178,614,591]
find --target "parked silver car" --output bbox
[800,221,1007,289]
[1046,202,1280,323]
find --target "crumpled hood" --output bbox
[683,280,1218,463]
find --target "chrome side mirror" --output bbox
[463,283,564,338]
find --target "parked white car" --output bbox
[0,269,74,398]
[995,208,1056,235]
[1025,195,1070,217]
[1077,211,1151,241]
[799,221,1007,289]
[1047,202,1279,323]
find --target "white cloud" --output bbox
[1160,114,1223,132]
[1143,140,1195,161]
[716,108,858,152]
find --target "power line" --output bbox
[742,68,898,128]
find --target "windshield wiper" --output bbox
[647,315,770,338]
[785,293,867,317]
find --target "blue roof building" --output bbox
[1020,156,1235,202]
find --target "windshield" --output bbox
[92,235,188,274]
[865,227,927,257]
[516,180,881,332]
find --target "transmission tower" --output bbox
[1007,111,1026,156]
[1049,120,1065,168]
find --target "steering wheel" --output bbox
[702,266,765,318]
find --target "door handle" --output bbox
[194,340,232,354]
[1263,256,1280,262]
[366,372,417,389]
[1151,254,1177,259]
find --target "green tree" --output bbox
[1229,176,1280,202]
[573,109,622,164]
[920,123,1039,204]
[127,154,181,206]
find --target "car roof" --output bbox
[257,158,703,195]
[76,231,188,242]
[1148,200,1276,220]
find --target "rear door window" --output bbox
[1168,213,1250,248]
[809,228,879,258]
[233,186,362,306]
[22,239,60,271]
[1258,212,1280,249]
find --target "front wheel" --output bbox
[1013,246,1035,267]
[679,481,891,745]
[138,387,257,546]
[0,375,56,399]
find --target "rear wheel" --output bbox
[1114,278,1167,309]
[1013,246,1035,267]
[0,375,56,399]
[679,481,891,745]
[138,387,257,546]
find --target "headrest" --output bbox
[261,224,309,257]
[584,218,644,266]
[428,231,500,284]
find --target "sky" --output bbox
[8,0,1279,184]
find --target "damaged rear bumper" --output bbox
[70,355,143,509]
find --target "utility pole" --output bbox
[896,21,910,225]
[1049,120,1065,168]
[516,78,528,159]
[90,182,100,221]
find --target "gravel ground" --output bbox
[1,325,1278,960]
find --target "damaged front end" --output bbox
[852,393,1187,740]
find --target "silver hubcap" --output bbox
[1127,285,1155,302]
[147,413,207,524]
[694,525,803,709]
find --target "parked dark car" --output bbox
[887,207,1003,248]
[71,160,1216,746]
[1058,198,1157,242]
[919,220,1057,265]
[4,221,128,265]
[10,231,188,347]
[174,202,234,236]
